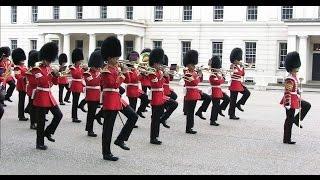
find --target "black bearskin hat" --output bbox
[101,36,121,61]
[28,51,39,67]
[149,48,164,67]
[163,54,168,66]
[12,48,26,65]
[88,50,103,68]
[140,48,151,54]
[183,50,198,67]
[128,51,140,61]
[28,50,37,57]
[39,42,58,62]
[230,48,243,63]
[210,55,222,69]
[285,51,301,73]
[0,46,11,58]
[58,53,68,65]
[72,48,84,64]
[94,48,101,52]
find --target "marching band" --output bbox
[0,35,312,161]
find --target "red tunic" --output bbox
[163,75,173,96]
[209,73,225,99]
[229,64,245,92]
[14,65,28,92]
[58,65,69,85]
[148,70,167,106]
[31,64,58,108]
[280,74,300,109]
[101,65,126,110]
[184,69,202,101]
[25,68,37,97]
[0,59,14,83]
[124,68,144,98]
[69,65,85,93]
[140,74,151,87]
[83,69,101,102]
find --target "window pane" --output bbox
[247,6,257,21]
[31,40,37,50]
[76,6,83,19]
[213,6,224,20]
[154,6,163,21]
[245,42,256,67]
[212,42,223,61]
[279,42,287,69]
[126,6,133,20]
[32,6,38,22]
[11,6,17,23]
[125,41,134,58]
[100,6,107,19]
[11,40,17,50]
[282,6,293,20]
[181,41,191,65]
[153,41,162,49]
[53,6,59,19]
[76,40,83,49]
[183,6,192,21]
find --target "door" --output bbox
[312,53,320,80]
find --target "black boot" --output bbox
[87,131,97,137]
[236,103,244,112]
[283,140,296,145]
[36,145,48,150]
[78,105,87,113]
[72,118,82,123]
[229,115,240,120]
[45,133,55,142]
[210,121,220,126]
[114,140,130,150]
[218,110,225,117]
[186,129,197,134]
[195,111,206,120]
[19,117,29,121]
[60,102,66,105]
[137,111,145,118]
[103,153,119,161]
[150,139,162,145]
[30,123,37,130]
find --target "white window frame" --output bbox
[126,6,133,20]
[281,6,293,21]
[100,6,107,19]
[244,41,257,69]
[31,6,38,22]
[11,39,18,50]
[76,6,83,19]
[181,41,192,66]
[11,6,17,24]
[278,41,287,70]
[53,6,60,20]
[183,6,192,21]
[153,40,162,49]
[124,41,134,59]
[212,41,223,61]
[213,6,224,21]
[154,6,163,22]
[247,6,258,21]
[30,39,37,50]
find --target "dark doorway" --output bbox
[312,53,320,80]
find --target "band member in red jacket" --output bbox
[58,53,71,105]
[280,52,311,144]
[0,46,15,104]
[162,54,178,100]
[100,36,138,161]
[228,48,251,120]
[25,50,39,129]
[32,42,63,150]
[124,51,149,119]
[83,50,103,137]
[140,48,152,94]
[69,48,87,123]
[12,48,29,121]
[208,56,230,126]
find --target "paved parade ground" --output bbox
[0,83,320,175]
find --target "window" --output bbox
[126,6,133,20]
[181,41,191,65]
[11,40,17,50]
[154,6,163,21]
[153,41,162,49]
[96,40,103,48]
[281,6,293,20]
[247,6,257,21]
[11,6,17,23]
[76,40,83,49]
[76,6,83,19]
[183,6,192,21]
[31,6,38,22]
[313,43,320,51]
[53,6,60,20]
[279,42,287,69]
[245,42,256,68]
[30,40,37,50]
[213,6,223,21]
[124,41,134,59]
[100,6,107,19]
[212,42,223,60]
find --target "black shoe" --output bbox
[88,131,97,137]
[295,123,303,129]
[186,129,197,134]
[36,145,48,150]
[19,117,29,121]
[96,117,103,125]
[218,110,225,117]
[64,100,71,103]
[103,153,119,161]
[210,122,220,126]
[229,116,240,120]
[283,141,296,145]
[150,139,162,145]
[45,133,55,142]
[137,111,145,118]
[78,106,87,113]
[60,102,66,105]
[30,124,37,130]
[24,108,30,114]
[236,103,244,112]
[195,111,206,120]
[114,140,130,150]
[72,118,82,123]
[161,121,170,129]
[133,125,138,128]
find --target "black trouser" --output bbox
[142,86,151,94]
[118,105,139,141]
[168,91,178,101]
[0,103,4,120]
[35,106,63,146]
[26,96,36,125]
[86,101,99,132]
[5,80,15,100]
[185,100,197,131]
[128,93,150,112]
[18,91,26,119]
[59,84,71,103]
[228,87,251,116]
[151,105,164,140]
[197,93,212,113]
[72,92,86,119]
[210,93,230,123]
[162,99,178,122]
[283,100,311,142]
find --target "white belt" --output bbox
[86,86,101,90]
[36,87,51,92]
[290,92,298,95]
[185,86,199,89]
[102,88,119,93]
[151,88,163,91]
[231,78,243,82]
[72,79,82,82]
[126,83,139,87]
[163,83,169,86]
[212,85,221,88]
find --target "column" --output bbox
[117,34,125,59]
[63,33,71,64]
[141,36,145,51]
[37,33,46,50]
[287,35,297,53]
[298,35,308,84]
[134,35,141,53]
[88,33,96,55]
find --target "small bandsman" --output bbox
[208,55,230,126]
[57,53,71,105]
[162,54,178,100]
[228,48,251,120]
[0,46,15,104]
[280,51,311,144]
[12,48,29,121]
